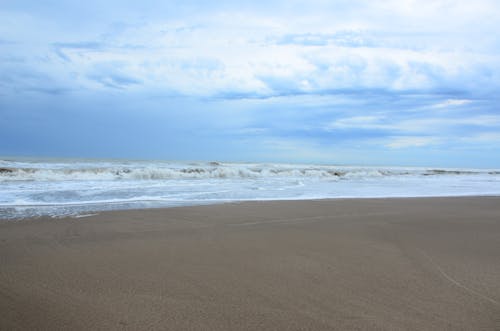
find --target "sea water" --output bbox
[1,157,500,219]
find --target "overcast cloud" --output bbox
[1,0,500,167]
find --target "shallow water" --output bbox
[1,157,500,219]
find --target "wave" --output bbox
[1,162,499,182]
[2,160,500,219]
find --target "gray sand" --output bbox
[1,197,500,330]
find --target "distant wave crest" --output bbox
[1,162,498,182]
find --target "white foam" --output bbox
[1,158,500,219]
[72,213,98,218]
[1,161,496,182]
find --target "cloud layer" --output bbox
[1,0,500,166]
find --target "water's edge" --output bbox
[2,158,500,219]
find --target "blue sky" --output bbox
[1,0,500,167]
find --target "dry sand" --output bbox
[1,197,499,330]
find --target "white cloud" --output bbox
[2,1,500,167]
[2,1,500,97]
[326,116,389,130]
[432,99,473,108]
[326,114,500,134]
[386,136,439,149]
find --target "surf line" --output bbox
[72,213,99,219]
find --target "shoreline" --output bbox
[1,196,499,330]
[3,194,500,222]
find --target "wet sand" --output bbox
[1,197,499,330]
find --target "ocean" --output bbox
[1,157,500,219]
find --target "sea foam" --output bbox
[1,158,499,219]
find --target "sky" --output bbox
[1,0,500,167]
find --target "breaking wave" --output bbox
[2,158,500,219]
[1,161,498,182]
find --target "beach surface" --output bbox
[1,197,499,330]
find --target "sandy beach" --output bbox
[1,197,499,330]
